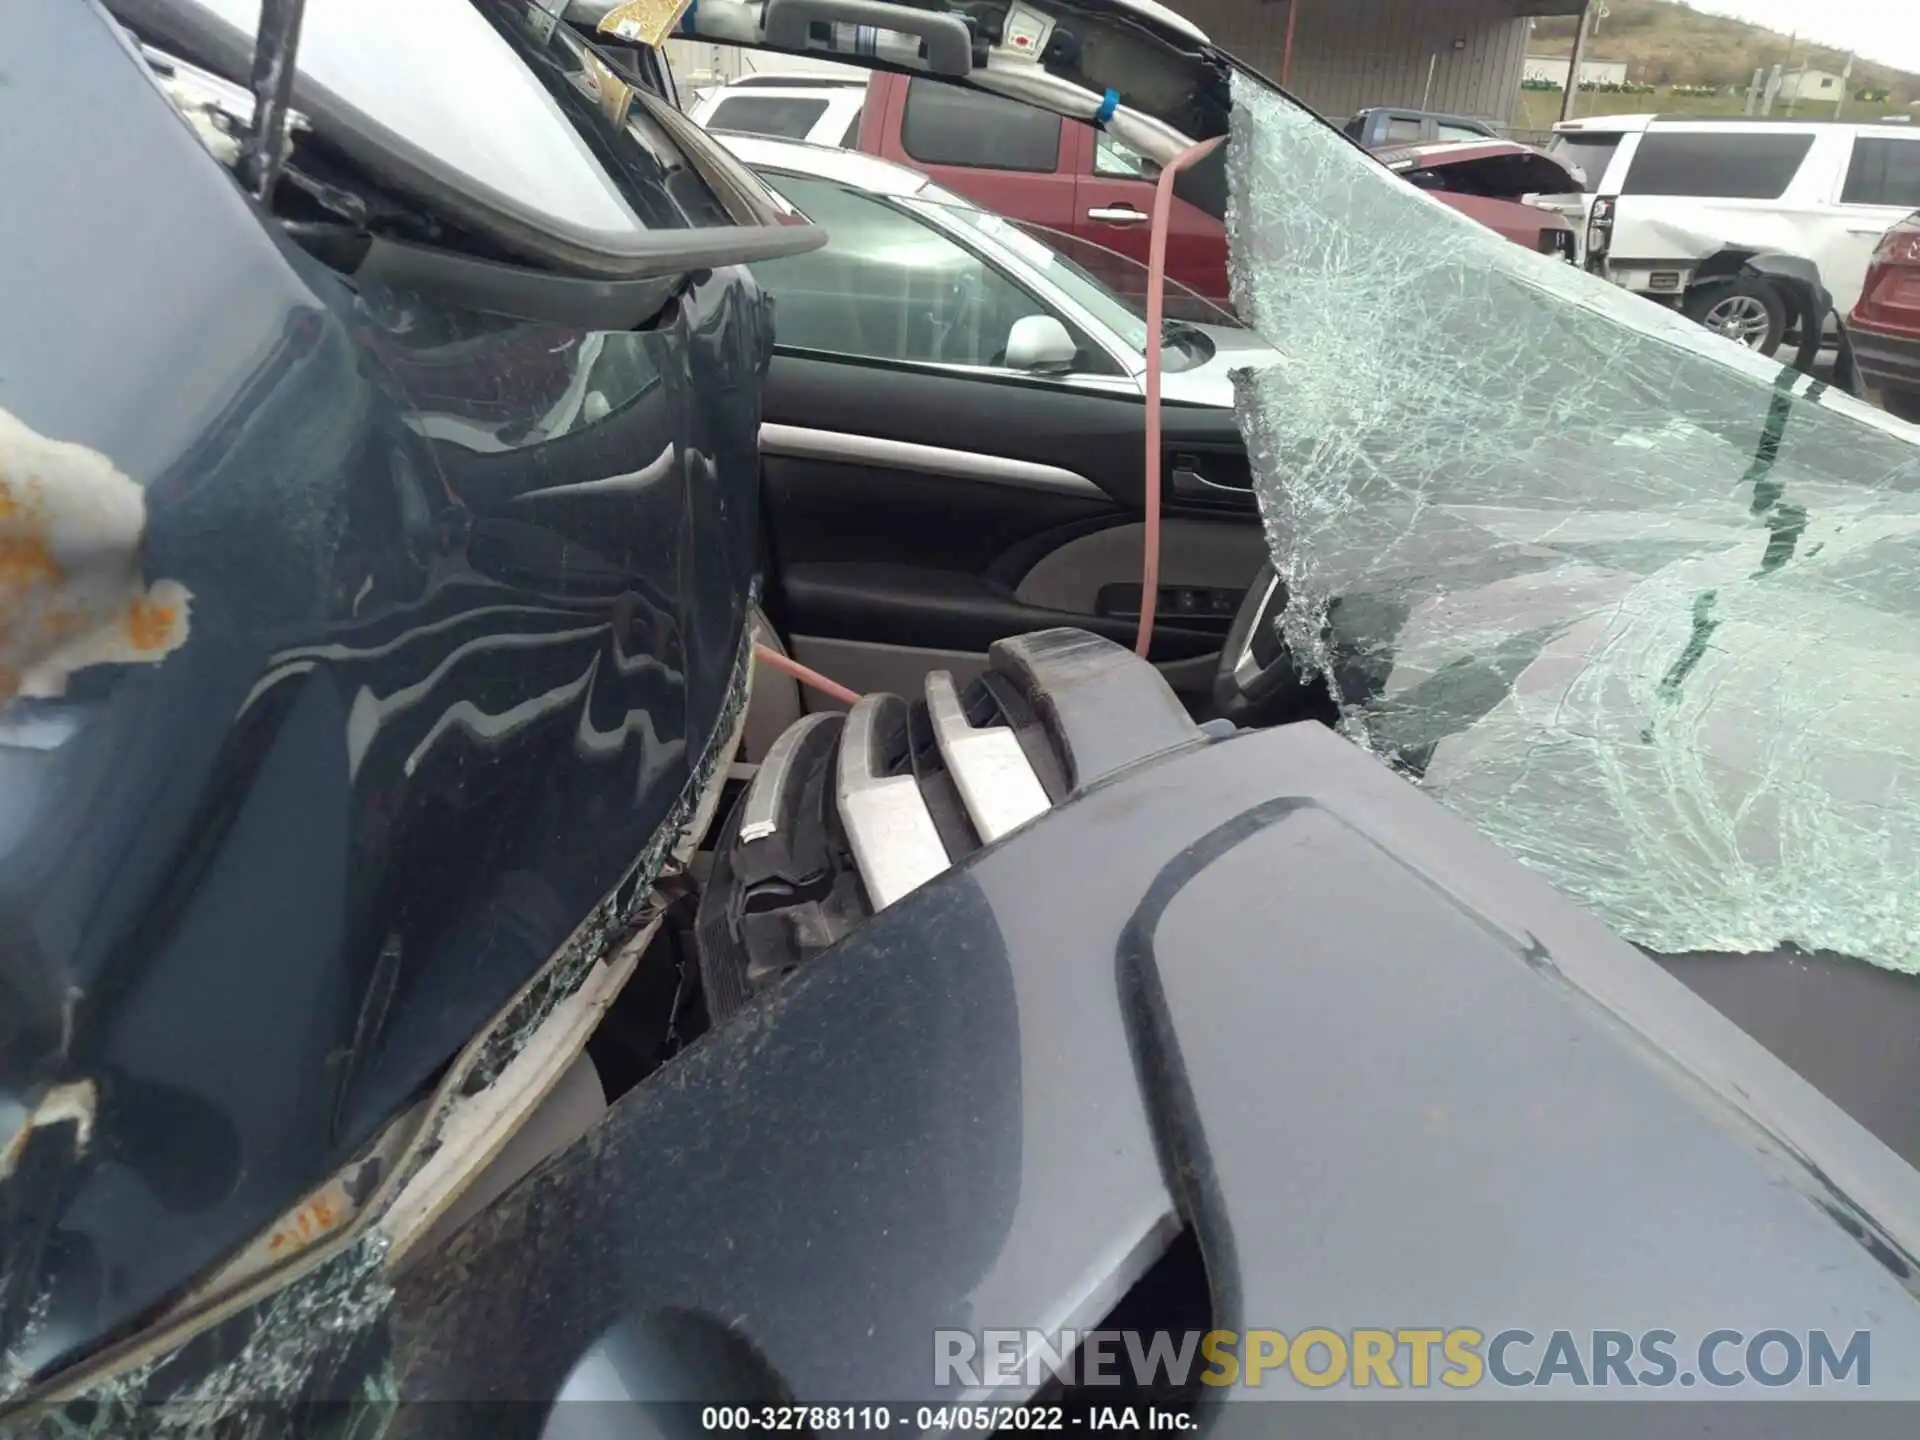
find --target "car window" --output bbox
[1436,121,1488,141]
[1385,117,1423,144]
[1621,131,1816,200]
[997,220,1237,331]
[705,94,830,140]
[748,174,1057,369]
[900,79,1061,172]
[1548,133,1623,192]
[838,107,864,149]
[1841,136,1920,209]
[1418,152,1584,200]
[1093,131,1161,181]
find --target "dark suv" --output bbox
[1345,105,1502,147]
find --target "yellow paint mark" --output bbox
[125,596,181,653]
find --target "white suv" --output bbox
[690,75,865,149]
[1547,115,1920,351]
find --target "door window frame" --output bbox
[747,169,1138,390]
[1836,132,1920,210]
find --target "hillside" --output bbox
[1529,0,1920,104]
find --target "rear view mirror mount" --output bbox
[760,0,974,78]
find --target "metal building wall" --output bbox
[1168,0,1537,129]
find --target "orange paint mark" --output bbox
[0,532,60,591]
[1,475,60,608]
[263,1193,346,1259]
[124,596,179,653]
[40,607,86,640]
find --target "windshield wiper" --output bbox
[234,0,307,201]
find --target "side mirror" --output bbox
[1004,315,1077,373]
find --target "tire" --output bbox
[1885,388,1920,425]
[1684,277,1787,353]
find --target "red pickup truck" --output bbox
[847,74,1578,303]
[853,72,1232,306]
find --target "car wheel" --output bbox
[1883,388,1920,425]
[1684,278,1786,353]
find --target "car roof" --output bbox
[1354,106,1494,125]
[1373,138,1543,168]
[705,83,862,103]
[723,73,866,90]
[1552,114,1659,134]
[577,0,1209,47]
[1643,114,1914,133]
[1105,0,1209,44]
[714,132,937,201]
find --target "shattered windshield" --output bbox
[1227,74,1920,977]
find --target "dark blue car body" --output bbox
[0,0,771,1386]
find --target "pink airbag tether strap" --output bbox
[754,641,863,706]
[1138,133,1226,659]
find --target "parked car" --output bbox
[718,133,1276,710]
[850,71,1234,307]
[1849,209,1920,421]
[1345,105,1502,147]
[688,73,864,147]
[1548,114,1920,351]
[1374,138,1582,259]
[699,74,1576,300]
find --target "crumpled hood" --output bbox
[1227,74,1920,975]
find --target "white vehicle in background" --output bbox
[1547,114,1920,352]
[689,74,866,147]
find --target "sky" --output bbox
[1689,1,1920,74]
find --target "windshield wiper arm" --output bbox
[235,0,308,202]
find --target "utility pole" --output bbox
[1560,0,1595,124]
[1836,51,1855,118]
[1784,60,1810,117]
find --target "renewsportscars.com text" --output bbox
[933,1327,1873,1391]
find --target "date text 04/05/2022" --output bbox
[699,1406,1193,1432]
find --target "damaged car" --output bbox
[1550,113,1920,357]
[4,0,1920,1434]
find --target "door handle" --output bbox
[1847,225,1889,235]
[1087,205,1149,224]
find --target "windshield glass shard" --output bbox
[1225,73,1920,976]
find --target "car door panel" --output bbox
[759,355,1255,707]
[874,74,1079,231]
[1068,124,1231,305]
[761,351,1241,512]
[741,157,1255,711]
[1825,131,1920,313]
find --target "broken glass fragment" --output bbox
[1227,74,1920,974]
